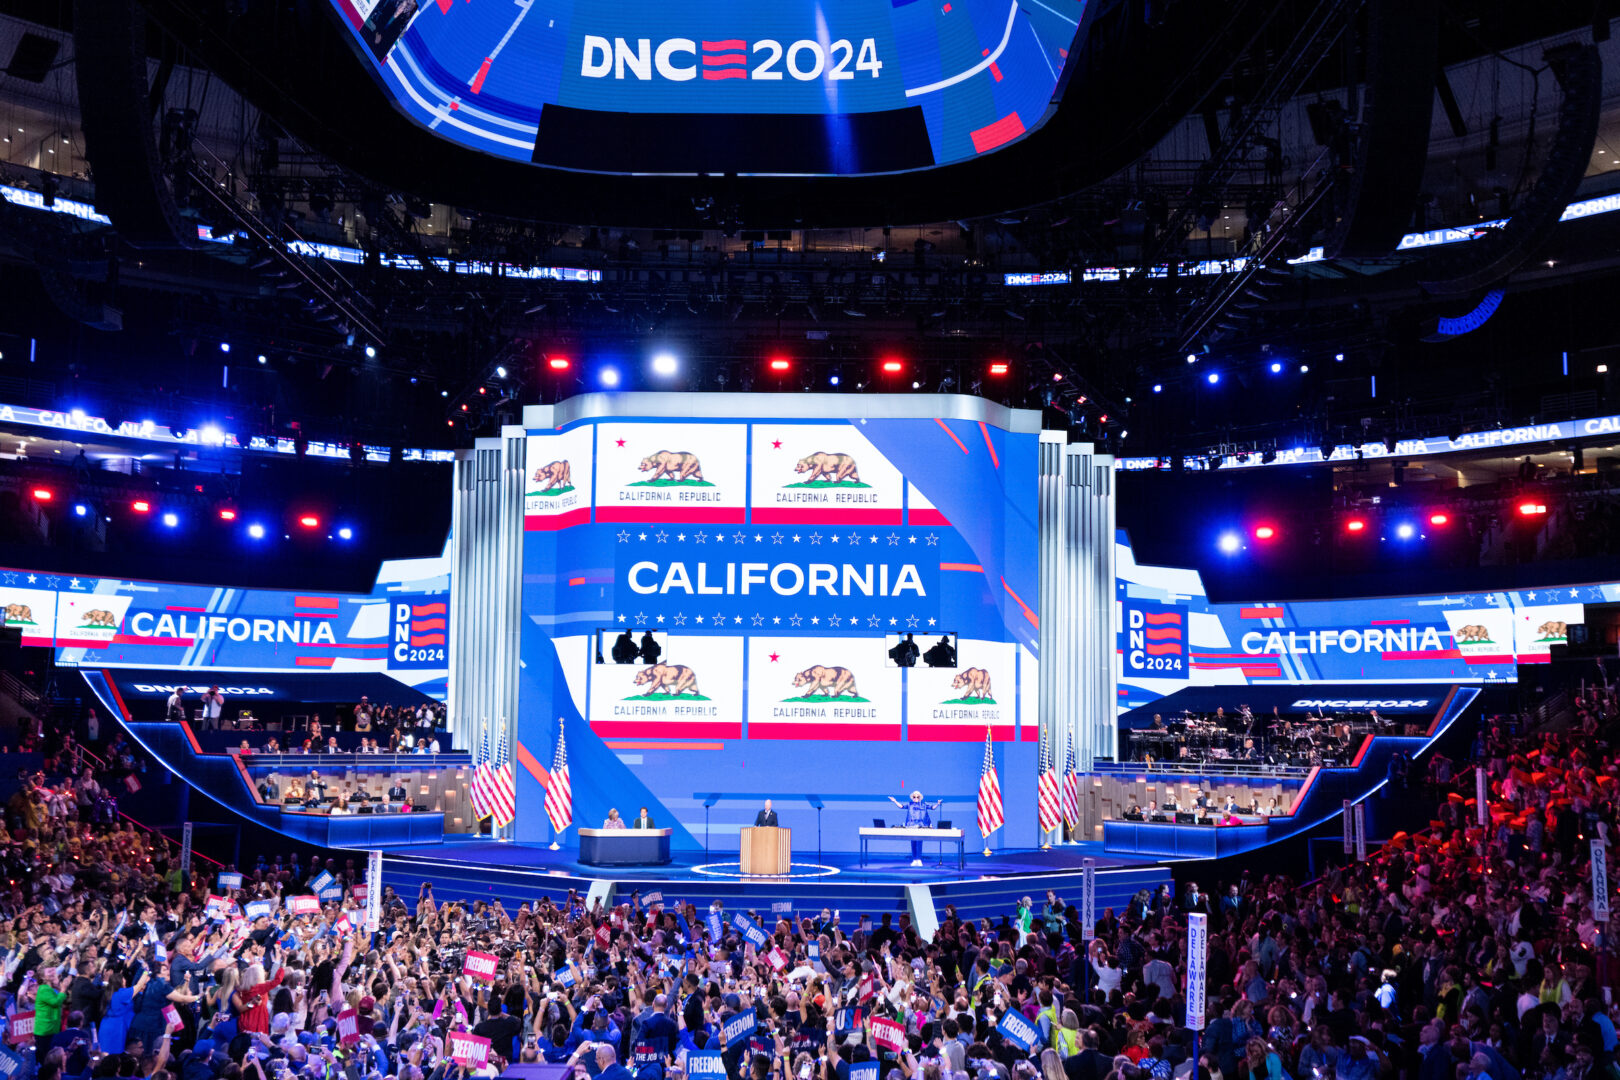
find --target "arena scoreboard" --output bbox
[330,0,1091,175]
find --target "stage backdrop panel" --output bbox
[514,397,1043,853]
[1116,531,1606,714]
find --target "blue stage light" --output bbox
[73,504,87,517]
[161,512,178,527]
[247,523,266,539]
[1207,372,1220,384]
[338,527,353,540]
[599,366,622,388]
[1270,362,1282,373]
[1217,532,1241,554]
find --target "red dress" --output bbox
[236,970,286,1034]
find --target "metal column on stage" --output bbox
[1037,434,1117,844]
[450,427,527,840]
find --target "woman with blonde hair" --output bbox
[1052,1009,1083,1057]
[1040,1049,1068,1080]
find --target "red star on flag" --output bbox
[615,439,626,447]
[768,652,780,662]
[771,440,782,449]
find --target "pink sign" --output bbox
[336,1009,359,1046]
[463,951,499,981]
[7,1011,33,1044]
[288,895,321,915]
[765,947,788,971]
[870,1016,905,1052]
[449,1031,492,1067]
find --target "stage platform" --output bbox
[369,839,1173,925]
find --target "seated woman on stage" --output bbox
[602,808,627,829]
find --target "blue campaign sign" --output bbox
[245,900,275,920]
[729,912,768,949]
[325,0,1091,175]
[686,1054,725,1078]
[996,1011,1039,1052]
[309,871,335,893]
[848,1064,879,1080]
[706,911,724,941]
[555,966,577,988]
[218,872,243,889]
[834,1008,864,1033]
[808,942,823,972]
[721,1009,758,1044]
[0,1045,31,1080]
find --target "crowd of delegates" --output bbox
[4,700,1620,1080]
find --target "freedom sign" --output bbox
[204,895,233,920]
[336,1009,359,1046]
[288,895,321,915]
[5,1012,33,1045]
[705,911,724,941]
[765,947,788,971]
[463,951,500,981]
[870,1016,906,1052]
[449,1032,491,1067]
[245,899,275,920]
[687,1053,725,1078]
[848,1064,879,1080]
[995,1010,1039,1052]
[218,872,243,889]
[309,870,335,893]
[721,1009,757,1044]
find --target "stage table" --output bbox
[859,826,965,869]
[578,827,672,866]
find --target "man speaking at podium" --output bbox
[754,799,778,827]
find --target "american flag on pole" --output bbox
[1061,735,1082,827]
[490,724,516,827]
[1038,727,1063,835]
[976,726,1003,839]
[469,723,493,821]
[544,721,573,833]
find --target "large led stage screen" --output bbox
[329,0,1090,176]
[515,401,1042,853]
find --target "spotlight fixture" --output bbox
[1217,532,1241,554]
[1428,512,1449,526]
[651,352,679,377]
[1345,519,1366,533]
[599,366,622,388]
[131,500,151,513]
[547,356,571,371]
[247,523,266,539]
[298,514,320,529]
[1253,525,1277,541]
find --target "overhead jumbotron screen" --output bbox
[331,0,1090,175]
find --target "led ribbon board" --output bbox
[330,0,1089,175]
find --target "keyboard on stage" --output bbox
[857,826,966,869]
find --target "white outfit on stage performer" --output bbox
[888,789,942,865]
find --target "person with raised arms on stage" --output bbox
[887,788,942,866]
[754,799,778,827]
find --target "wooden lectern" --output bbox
[739,826,791,875]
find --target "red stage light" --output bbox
[988,361,1009,376]
[1429,512,1449,526]
[1345,519,1366,533]
[1253,525,1276,540]
[1518,502,1547,516]
[881,359,904,373]
[768,357,791,372]
[218,509,237,521]
[298,515,320,529]
[30,488,51,502]
[131,500,151,513]
[548,356,571,371]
